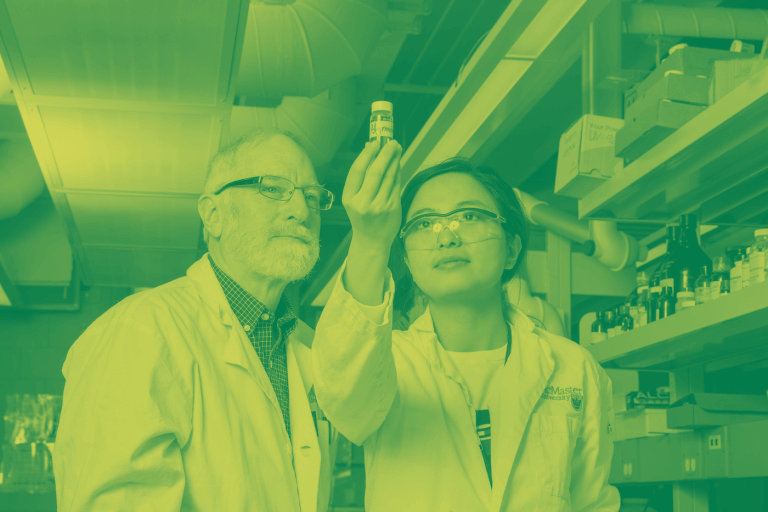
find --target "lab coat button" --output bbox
[261,313,270,321]
[244,325,251,332]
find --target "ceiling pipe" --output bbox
[237,0,388,98]
[515,188,647,271]
[623,4,768,41]
[0,140,46,220]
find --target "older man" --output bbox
[53,129,338,512]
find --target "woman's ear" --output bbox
[505,234,522,270]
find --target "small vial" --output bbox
[676,291,695,311]
[370,101,394,146]
[695,266,711,304]
[749,229,768,285]
[616,306,634,334]
[710,256,732,300]
[742,248,751,290]
[605,310,617,338]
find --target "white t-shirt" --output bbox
[444,344,507,410]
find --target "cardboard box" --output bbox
[615,100,706,161]
[625,74,710,119]
[666,393,768,430]
[614,408,687,441]
[710,57,768,104]
[624,46,755,108]
[555,114,624,198]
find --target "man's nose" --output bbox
[285,188,311,222]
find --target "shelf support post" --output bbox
[545,231,572,338]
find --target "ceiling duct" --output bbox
[229,78,356,166]
[0,139,46,220]
[237,0,388,99]
[623,4,768,41]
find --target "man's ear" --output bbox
[505,234,522,270]
[198,194,224,240]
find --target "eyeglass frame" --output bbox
[399,207,507,244]
[213,175,334,210]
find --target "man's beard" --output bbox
[222,212,320,282]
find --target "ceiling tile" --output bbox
[68,193,200,249]
[6,0,230,103]
[40,106,215,193]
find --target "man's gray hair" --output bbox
[201,128,307,245]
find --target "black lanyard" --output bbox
[477,323,512,486]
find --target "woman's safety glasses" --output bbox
[214,175,334,211]
[400,208,506,251]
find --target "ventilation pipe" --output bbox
[514,189,648,271]
[0,139,46,220]
[237,0,388,99]
[623,4,768,41]
[228,78,356,167]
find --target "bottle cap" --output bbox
[372,101,393,113]
[700,265,709,273]
[755,228,768,237]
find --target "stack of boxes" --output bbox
[615,45,755,163]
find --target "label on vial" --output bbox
[660,278,675,294]
[370,120,394,140]
[742,263,751,288]
[709,280,721,300]
[592,332,607,344]
[695,285,710,304]
[750,252,766,284]
[731,267,742,292]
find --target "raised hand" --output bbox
[342,139,403,251]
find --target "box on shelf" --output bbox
[625,73,710,118]
[625,46,755,106]
[710,56,768,104]
[614,408,687,441]
[666,393,768,429]
[555,114,624,198]
[615,100,706,161]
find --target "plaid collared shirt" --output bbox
[209,255,298,440]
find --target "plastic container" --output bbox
[370,101,393,146]
[710,256,732,300]
[726,246,749,293]
[694,266,711,304]
[749,229,768,285]
[591,312,609,344]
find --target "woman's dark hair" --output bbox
[390,157,530,314]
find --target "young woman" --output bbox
[312,140,620,512]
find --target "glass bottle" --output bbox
[675,267,695,311]
[647,276,662,324]
[636,273,650,327]
[656,225,681,294]
[749,229,768,285]
[370,101,394,146]
[591,312,609,344]
[709,256,732,300]
[742,247,751,290]
[664,214,713,297]
[616,305,634,334]
[626,271,648,326]
[657,278,675,319]
[695,266,711,304]
[605,310,617,338]
[726,246,748,293]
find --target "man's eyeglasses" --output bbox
[400,207,506,251]
[214,175,334,211]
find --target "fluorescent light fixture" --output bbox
[506,0,585,59]
[0,283,11,306]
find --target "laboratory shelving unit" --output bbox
[588,280,768,509]
[578,66,768,230]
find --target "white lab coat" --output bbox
[53,254,337,512]
[312,262,620,512]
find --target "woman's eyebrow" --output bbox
[409,200,489,217]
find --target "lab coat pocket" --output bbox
[530,414,581,497]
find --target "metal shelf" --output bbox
[588,281,768,371]
[578,66,768,226]
[610,418,768,484]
